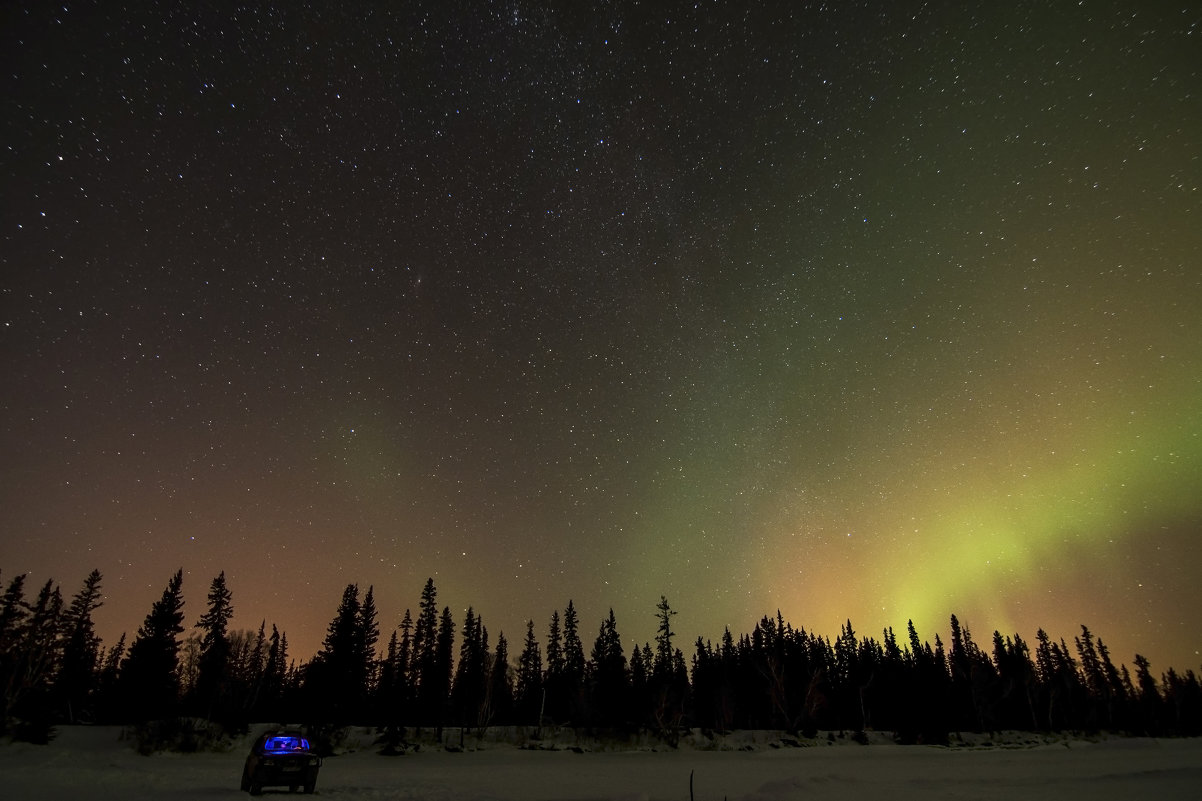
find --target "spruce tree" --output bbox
[588,609,627,727]
[261,625,286,720]
[393,609,414,723]
[452,608,489,727]
[413,579,439,721]
[95,633,126,722]
[373,626,406,752]
[562,601,584,678]
[1163,668,1202,736]
[432,606,456,733]
[377,630,399,717]
[653,596,676,679]
[1075,625,1104,699]
[689,637,715,730]
[543,609,564,722]
[0,573,29,648]
[1133,654,1162,734]
[486,632,513,725]
[120,569,185,722]
[451,609,474,724]
[313,583,362,722]
[240,621,267,718]
[4,579,63,739]
[56,569,104,723]
[629,643,649,725]
[946,614,992,731]
[561,600,585,722]
[0,573,30,730]
[193,572,234,721]
[546,610,563,678]
[515,620,543,725]
[1095,636,1128,728]
[357,586,380,712]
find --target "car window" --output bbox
[262,736,309,752]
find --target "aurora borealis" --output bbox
[3,2,1200,673]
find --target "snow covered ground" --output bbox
[3,726,1200,800]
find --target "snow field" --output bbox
[2,726,1200,800]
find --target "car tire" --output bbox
[249,783,263,796]
[304,782,316,794]
[240,769,250,792]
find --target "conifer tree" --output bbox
[990,631,1038,731]
[0,572,26,640]
[1075,625,1104,699]
[413,579,440,721]
[432,606,456,733]
[588,609,627,726]
[1163,668,1202,736]
[357,586,380,709]
[653,596,676,679]
[486,632,513,725]
[373,626,405,751]
[95,633,126,722]
[1034,629,1084,730]
[714,627,738,731]
[689,637,715,729]
[1132,654,1162,734]
[546,610,564,679]
[515,620,543,725]
[648,597,687,739]
[312,583,362,722]
[0,573,30,731]
[946,614,993,731]
[3,578,63,739]
[1095,635,1128,728]
[0,573,29,649]
[377,630,399,715]
[217,627,260,724]
[250,621,267,679]
[1034,628,1056,686]
[238,621,267,717]
[193,571,233,720]
[561,600,585,722]
[629,642,649,725]
[55,569,104,723]
[392,609,414,722]
[260,624,286,720]
[543,609,565,722]
[452,607,490,727]
[120,569,185,722]
[562,601,584,680]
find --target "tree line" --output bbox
[2,567,1200,744]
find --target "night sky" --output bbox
[3,2,1200,674]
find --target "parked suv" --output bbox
[241,730,322,795]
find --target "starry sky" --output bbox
[3,1,1200,674]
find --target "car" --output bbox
[240,730,322,795]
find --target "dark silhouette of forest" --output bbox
[2,567,1200,746]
